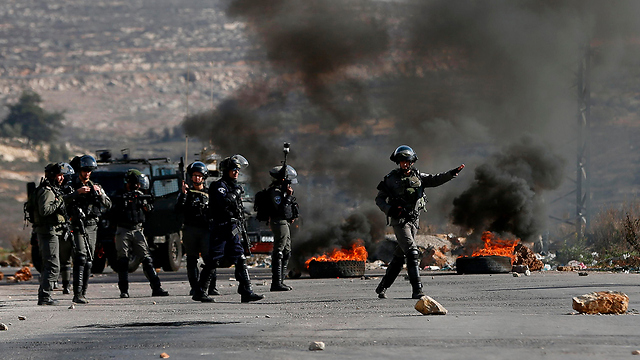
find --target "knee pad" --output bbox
[74,254,87,267]
[142,256,153,267]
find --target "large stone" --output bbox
[420,245,449,269]
[7,254,21,267]
[415,295,448,315]
[572,291,629,314]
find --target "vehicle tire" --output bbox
[128,253,142,273]
[162,232,182,272]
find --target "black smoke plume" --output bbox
[451,136,565,242]
[182,1,640,268]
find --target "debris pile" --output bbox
[572,291,629,314]
[513,244,543,271]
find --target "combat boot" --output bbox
[72,262,88,304]
[270,252,291,292]
[236,257,264,303]
[406,249,425,299]
[375,255,404,299]
[62,280,71,295]
[281,251,293,290]
[82,261,92,297]
[207,268,220,296]
[142,256,169,297]
[117,257,129,298]
[37,298,59,306]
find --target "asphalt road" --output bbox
[1,266,639,360]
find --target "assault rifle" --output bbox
[67,206,93,262]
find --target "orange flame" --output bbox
[305,242,368,269]
[465,231,519,262]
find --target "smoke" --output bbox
[451,135,565,242]
[181,0,640,265]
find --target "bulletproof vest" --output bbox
[117,190,146,225]
[183,188,209,227]
[268,185,297,221]
[388,169,427,212]
[71,178,103,221]
[209,178,243,222]
[34,181,66,227]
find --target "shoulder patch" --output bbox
[217,187,226,195]
[274,195,282,205]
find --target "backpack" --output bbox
[24,181,39,224]
[253,188,271,222]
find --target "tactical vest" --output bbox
[34,183,66,228]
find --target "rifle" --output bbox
[68,206,93,262]
[231,210,252,256]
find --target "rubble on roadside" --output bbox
[415,295,448,315]
[572,291,629,314]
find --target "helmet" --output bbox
[187,161,208,179]
[390,145,418,163]
[78,155,98,171]
[60,162,75,186]
[44,163,62,176]
[125,169,150,190]
[269,165,298,184]
[219,154,249,173]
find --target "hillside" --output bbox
[1,1,640,249]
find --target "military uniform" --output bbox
[65,176,111,303]
[34,178,69,305]
[175,185,216,301]
[207,155,263,303]
[375,146,463,299]
[112,187,168,297]
[266,182,298,291]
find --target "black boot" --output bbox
[72,260,88,304]
[82,261,92,297]
[62,280,71,295]
[207,268,220,296]
[236,257,264,303]
[142,256,169,297]
[117,257,129,298]
[406,249,425,299]
[186,256,206,301]
[376,255,404,299]
[38,281,59,305]
[270,252,291,292]
[192,261,214,303]
[281,251,292,290]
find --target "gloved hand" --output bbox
[388,206,404,218]
[450,164,465,177]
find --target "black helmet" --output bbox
[269,165,298,184]
[187,161,208,179]
[125,169,150,190]
[44,163,62,176]
[79,155,98,171]
[219,154,249,173]
[390,145,418,163]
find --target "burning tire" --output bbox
[308,260,365,278]
[456,255,512,274]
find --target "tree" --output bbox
[1,90,65,143]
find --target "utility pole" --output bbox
[576,42,592,239]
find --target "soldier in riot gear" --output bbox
[56,163,76,296]
[206,155,264,303]
[265,165,299,292]
[375,145,464,299]
[34,163,71,305]
[65,155,111,304]
[112,169,169,298]
[175,161,215,302]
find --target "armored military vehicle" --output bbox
[90,150,183,273]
